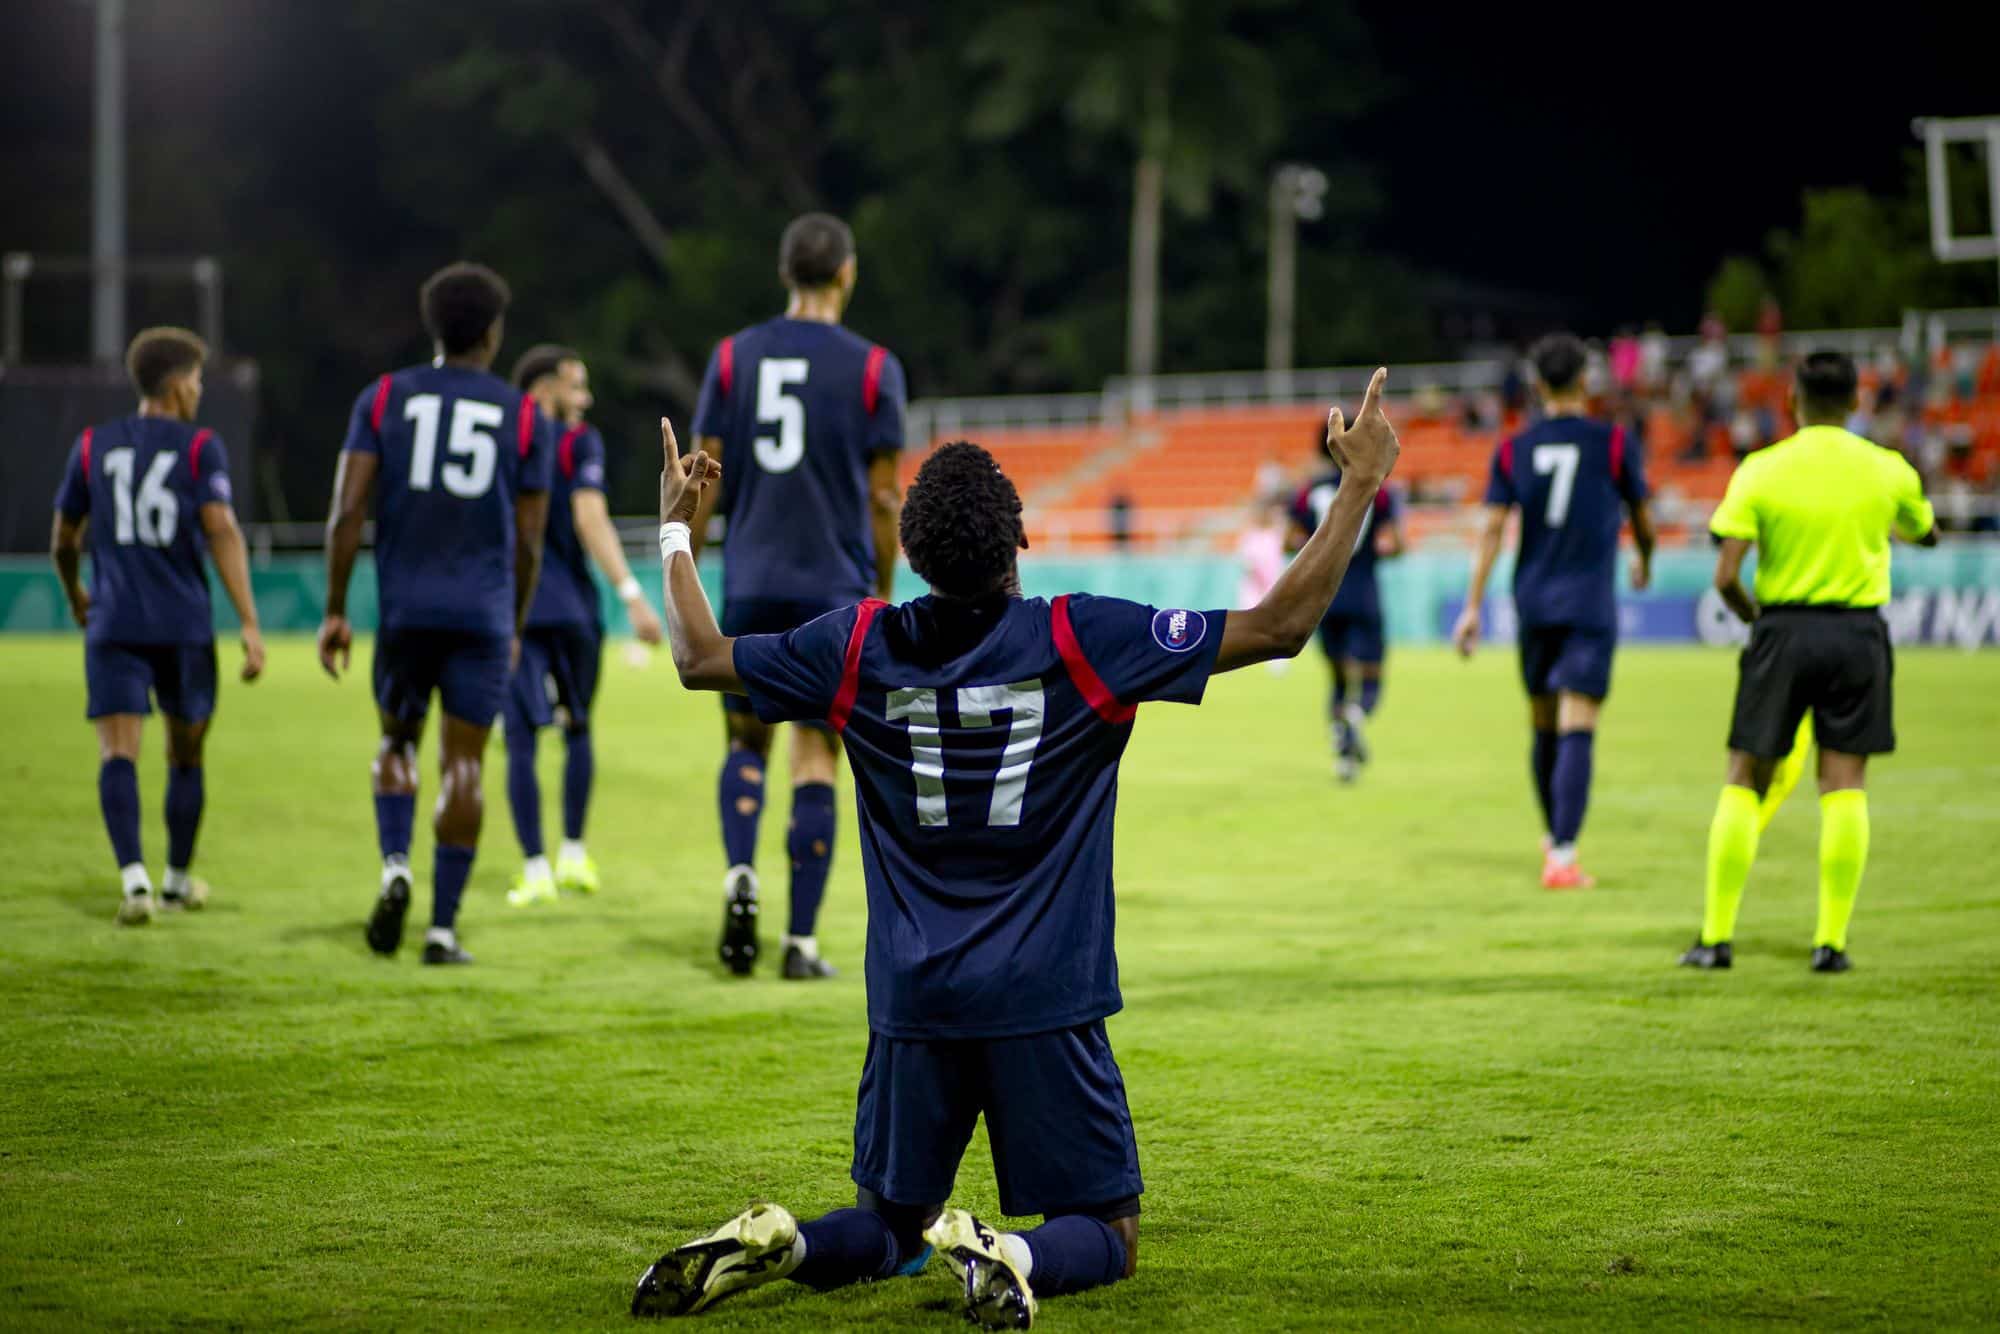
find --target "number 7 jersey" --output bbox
[733,592,1226,1040]
[340,364,554,637]
[693,318,908,607]
[1485,414,1648,630]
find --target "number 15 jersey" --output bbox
[734,593,1226,1040]
[341,364,553,638]
[694,318,908,608]
[1485,415,1648,630]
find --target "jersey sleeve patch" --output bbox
[1150,608,1208,653]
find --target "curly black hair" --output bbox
[900,441,1026,598]
[420,261,512,356]
[124,326,207,398]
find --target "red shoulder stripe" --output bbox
[862,345,888,415]
[718,336,735,397]
[558,425,584,481]
[1609,423,1627,487]
[80,427,94,474]
[369,373,394,433]
[188,428,214,481]
[1497,435,1515,483]
[1052,594,1136,726]
[516,398,536,459]
[827,598,888,733]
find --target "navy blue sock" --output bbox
[1531,730,1559,833]
[792,1208,899,1290]
[165,765,204,869]
[1020,1216,1128,1296]
[717,746,766,868]
[375,791,415,862]
[787,782,837,937]
[1551,730,1595,846]
[432,843,475,930]
[562,727,593,842]
[98,757,142,869]
[1358,676,1383,716]
[504,726,543,858]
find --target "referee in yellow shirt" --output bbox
[1681,351,1937,973]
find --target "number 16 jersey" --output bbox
[340,364,553,638]
[1485,415,1648,630]
[694,318,908,608]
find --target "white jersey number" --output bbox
[1308,481,1375,554]
[103,448,180,547]
[887,680,1046,828]
[1532,443,1580,527]
[754,359,810,474]
[405,394,502,498]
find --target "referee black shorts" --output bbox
[1727,605,1895,758]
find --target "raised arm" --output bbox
[199,501,266,682]
[573,489,662,644]
[869,452,902,601]
[50,514,89,629]
[658,419,740,692]
[1216,369,1400,672]
[1452,504,1509,657]
[686,435,726,562]
[318,449,377,680]
[1713,536,1759,624]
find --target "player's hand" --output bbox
[317,614,352,681]
[1630,554,1652,592]
[1452,605,1482,658]
[627,597,664,646]
[240,625,266,683]
[659,417,722,528]
[66,589,91,629]
[1325,368,1399,485]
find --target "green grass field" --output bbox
[4,636,1997,1331]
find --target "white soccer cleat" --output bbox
[631,1202,799,1318]
[926,1208,1037,1330]
[115,891,155,927]
[161,877,209,911]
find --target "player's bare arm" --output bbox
[319,448,378,679]
[199,500,266,682]
[1216,368,1399,672]
[1453,503,1509,657]
[658,418,739,693]
[1713,536,1758,624]
[570,488,662,644]
[1628,497,1657,591]
[685,435,726,562]
[49,513,90,627]
[511,490,551,668]
[868,452,902,600]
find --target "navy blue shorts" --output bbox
[373,628,512,728]
[720,597,848,726]
[1316,613,1385,665]
[1519,624,1615,700]
[505,623,602,734]
[85,641,217,722]
[851,1020,1144,1219]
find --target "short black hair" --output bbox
[1530,332,1588,393]
[125,326,207,398]
[1796,350,1860,419]
[901,441,1025,598]
[779,213,855,290]
[420,262,511,355]
[511,343,581,390]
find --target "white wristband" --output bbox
[659,522,692,562]
[616,575,642,601]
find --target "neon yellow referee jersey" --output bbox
[1709,425,1935,607]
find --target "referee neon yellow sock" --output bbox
[1702,785,1761,945]
[1816,789,1869,950]
[1758,715,1814,832]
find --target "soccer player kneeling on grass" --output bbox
[1681,351,1937,973]
[632,372,1400,1326]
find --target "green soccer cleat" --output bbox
[632,1203,799,1318]
[926,1208,1037,1330]
[507,866,559,908]
[555,851,600,896]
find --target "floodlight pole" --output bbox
[1265,164,1328,389]
[92,0,127,364]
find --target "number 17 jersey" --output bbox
[1485,415,1647,630]
[694,318,908,608]
[340,364,553,638]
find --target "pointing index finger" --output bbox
[660,417,681,470]
[1359,367,1388,421]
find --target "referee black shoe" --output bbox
[1810,945,1851,973]
[1679,939,1732,969]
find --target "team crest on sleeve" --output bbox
[211,475,232,503]
[1150,608,1207,653]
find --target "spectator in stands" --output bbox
[1609,327,1641,391]
[1755,296,1784,369]
[1108,492,1133,548]
[1639,323,1670,391]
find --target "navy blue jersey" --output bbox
[1289,470,1399,621]
[693,318,907,607]
[526,422,608,629]
[1484,416,1647,629]
[340,364,553,638]
[53,417,233,645]
[734,592,1226,1040]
